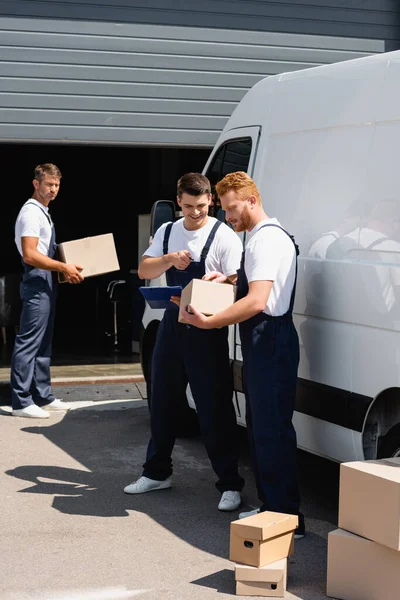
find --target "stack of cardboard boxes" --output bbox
[327,457,400,600]
[229,511,298,597]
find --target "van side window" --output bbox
[206,137,252,220]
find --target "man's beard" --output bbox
[236,207,252,232]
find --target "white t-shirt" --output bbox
[308,231,339,259]
[245,218,297,316]
[143,216,242,276]
[15,199,53,257]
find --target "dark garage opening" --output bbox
[0,143,211,365]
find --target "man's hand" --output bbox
[180,304,213,329]
[202,271,227,283]
[170,295,181,307]
[63,264,84,284]
[169,251,192,270]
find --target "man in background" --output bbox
[11,163,83,419]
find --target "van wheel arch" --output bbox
[363,388,400,459]
[378,424,400,458]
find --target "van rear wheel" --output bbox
[378,424,400,458]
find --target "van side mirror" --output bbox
[150,200,176,237]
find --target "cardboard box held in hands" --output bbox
[178,278,236,324]
[57,233,120,283]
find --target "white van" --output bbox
[141,48,400,462]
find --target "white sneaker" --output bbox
[45,398,69,411]
[123,476,172,495]
[218,491,242,511]
[239,508,260,519]
[12,405,50,419]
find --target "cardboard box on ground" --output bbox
[338,457,400,550]
[230,511,298,597]
[235,559,287,597]
[327,529,400,600]
[230,511,298,568]
[327,457,400,600]
[57,233,120,283]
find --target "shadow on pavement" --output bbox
[191,568,234,594]
[5,402,339,597]
[6,404,243,553]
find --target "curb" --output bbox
[0,375,145,387]
[0,376,146,404]
[52,375,145,385]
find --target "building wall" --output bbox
[1,0,399,48]
[0,1,395,147]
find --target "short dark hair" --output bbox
[34,163,62,182]
[177,173,211,198]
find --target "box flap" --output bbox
[342,458,400,483]
[235,558,287,582]
[329,528,357,540]
[231,511,298,541]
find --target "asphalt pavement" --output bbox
[0,392,340,600]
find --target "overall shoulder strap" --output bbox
[258,223,299,256]
[24,201,52,226]
[162,222,173,255]
[367,235,389,250]
[200,220,222,261]
[258,223,299,314]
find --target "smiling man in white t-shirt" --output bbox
[123,173,245,512]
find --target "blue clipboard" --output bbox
[139,286,182,309]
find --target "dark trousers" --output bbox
[11,275,56,410]
[240,315,301,515]
[143,308,244,493]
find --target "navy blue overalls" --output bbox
[11,202,58,410]
[237,223,301,516]
[143,220,245,493]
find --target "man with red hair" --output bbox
[181,171,305,538]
